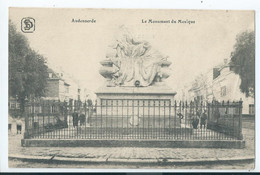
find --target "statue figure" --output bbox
[99,28,172,87]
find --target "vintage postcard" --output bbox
[8,8,255,169]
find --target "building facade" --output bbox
[211,62,254,115]
[45,68,71,101]
[178,59,255,115]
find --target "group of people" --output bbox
[71,110,86,128]
[191,110,208,129]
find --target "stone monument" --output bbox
[96,28,176,105]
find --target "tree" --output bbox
[230,31,255,98]
[9,21,49,114]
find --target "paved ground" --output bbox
[8,117,255,169]
[31,125,235,140]
[8,158,254,169]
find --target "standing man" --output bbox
[72,110,78,128]
[79,109,86,126]
[192,111,200,129]
[200,110,208,129]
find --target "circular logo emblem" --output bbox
[21,17,35,33]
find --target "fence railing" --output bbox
[24,99,243,140]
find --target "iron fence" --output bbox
[24,99,243,140]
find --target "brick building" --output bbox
[45,68,71,101]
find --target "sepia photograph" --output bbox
[7,8,255,170]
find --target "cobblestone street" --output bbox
[8,117,255,169]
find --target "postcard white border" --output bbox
[0,0,259,173]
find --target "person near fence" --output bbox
[79,110,86,126]
[86,107,94,125]
[177,112,184,124]
[214,108,220,122]
[200,110,207,129]
[72,110,78,128]
[16,118,23,134]
[192,111,200,129]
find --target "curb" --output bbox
[8,154,255,165]
[21,139,246,149]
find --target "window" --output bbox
[34,106,42,113]
[49,73,53,78]
[51,106,55,113]
[249,104,255,115]
[10,103,16,109]
[29,106,33,113]
[221,86,226,97]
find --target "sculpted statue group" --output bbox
[99,28,172,87]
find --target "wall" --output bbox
[59,81,66,101]
[45,80,59,98]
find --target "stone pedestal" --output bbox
[95,84,177,128]
[95,83,176,105]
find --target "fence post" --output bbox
[206,101,209,124]
[238,99,243,140]
[24,100,29,139]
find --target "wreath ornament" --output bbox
[129,115,140,126]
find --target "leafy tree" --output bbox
[9,21,49,114]
[230,31,255,98]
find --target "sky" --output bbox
[9,8,254,94]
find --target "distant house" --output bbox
[178,59,255,115]
[8,68,82,124]
[8,115,25,134]
[211,60,254,115]
[45,68,71,102]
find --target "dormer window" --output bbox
[49,73,53,78]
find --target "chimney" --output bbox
[78,88,81,101]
